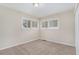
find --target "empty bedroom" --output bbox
[0,3,76,55]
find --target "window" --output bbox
[48,19,59,29]
[28,20,31,28]
[21,17,59,30]
[41,19,59,29]
[32,21,38,28]
[42,21,48,28]
[49,20,58,27]
[21,17,38,30]
[23,19,28,28]
[23,19,31,28]
[21,17,32,30]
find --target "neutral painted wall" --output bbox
[41,10,75,47]
[0,6,39,50]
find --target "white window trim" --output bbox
[48,18,60,29]
[21,17,31,31]
[21,17,39,31]
[40,20,49,29]
[31,20,39,29]
[40,18,60,29]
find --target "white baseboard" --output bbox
[0,38,75,51]
[0,38,37,50]
[41,39,75,47]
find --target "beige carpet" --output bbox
[0,39,76,55]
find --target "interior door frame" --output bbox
[75,3,79,55]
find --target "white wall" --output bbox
[0,6,39,50]
[41,10,75,47]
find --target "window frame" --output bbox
[40,20,49,29]
[48,18,60,29]
[21,17,39,31]
[21,17,31,31]
[40,18,60,29]
[31,20,39,29]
